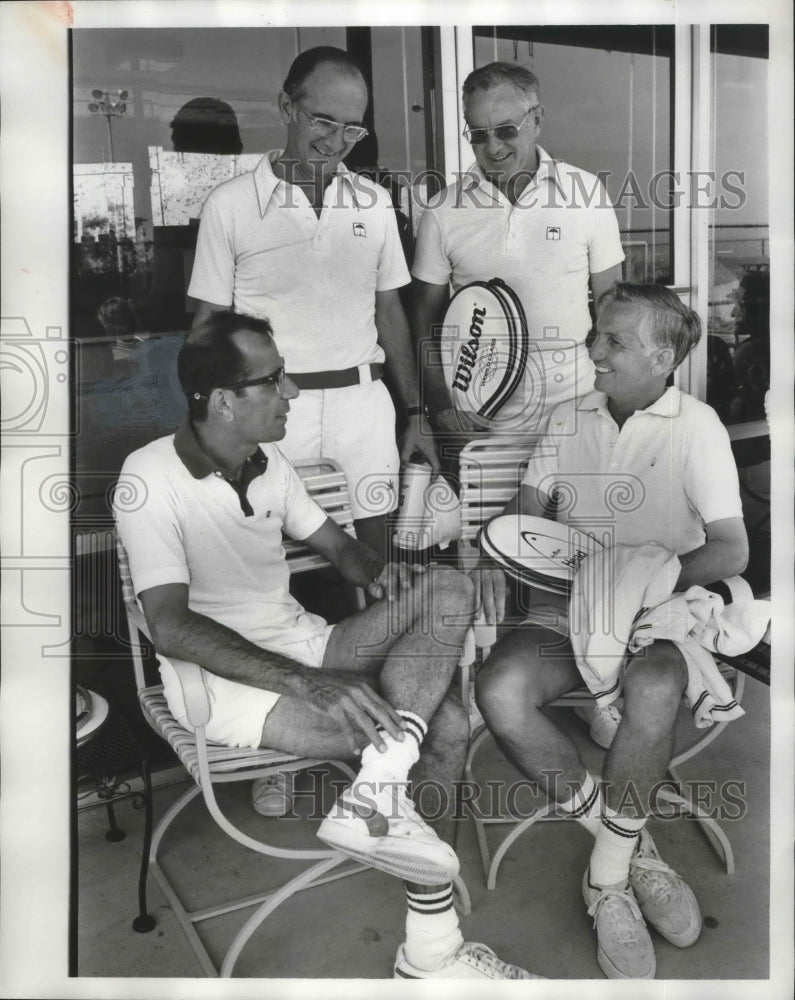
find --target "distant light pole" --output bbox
[88,89,128,162]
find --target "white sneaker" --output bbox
[251,772,293,817]
[582,869,655,979]
[630,828,701,947]
[317,786,460,885]
[574,702,622,749]
[394,941,543,979]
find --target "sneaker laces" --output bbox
[458,943,526,979]
[630,855,682,906]
[392,788,436,834]
[586,886,646,946]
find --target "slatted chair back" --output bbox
[458,437,537,547]
[285,458,356,573]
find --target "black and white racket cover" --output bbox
[439,278,529,420]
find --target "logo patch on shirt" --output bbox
[353,222,367,238]
[546,226,561,240]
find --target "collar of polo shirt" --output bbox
[253,149,361,218]
[462,145,566,202]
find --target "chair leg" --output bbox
[148,857,219,976]
[132,755,156,932]
[484,805,558,891]
[452,873,472,917]
[464,725,496,883]
[219,855,348,977]
[660,771,735,875]
[104,801,125,843]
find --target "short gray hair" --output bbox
[462,62,540,106]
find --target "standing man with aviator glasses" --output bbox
[410,62,625,438]
[189,46,438,560]
[409,62,626,748]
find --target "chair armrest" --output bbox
[160,655,212,728]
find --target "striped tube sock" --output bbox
[557,773,602,837]
[403,885,464,971]
[589,810,647,887]
[350,710,427,816]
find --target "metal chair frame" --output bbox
[118,456,471,976]
[457,436,745,888]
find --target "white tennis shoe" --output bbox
[317,787,459,885]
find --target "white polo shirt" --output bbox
[521,387,743,556]
[412,148,624,429]
[188,150,410,372]
[115,425,328,648]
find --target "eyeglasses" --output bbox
[463,106,539,145]
[224,366,286,393]
[294,102,369,144]
[192,367,287,400]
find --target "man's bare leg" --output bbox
[259,566,474,884]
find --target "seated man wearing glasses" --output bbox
[115,310,539,980]
[410,62,624,438]
[188,46,438,561]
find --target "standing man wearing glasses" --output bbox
[410,62,625,437]
[189,47,437,559]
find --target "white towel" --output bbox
[570,544,768,728]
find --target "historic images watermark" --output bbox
[276,158,749,213]
[269,771,749,824]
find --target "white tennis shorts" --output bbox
[160,623,336,750]
[279,379,399,520]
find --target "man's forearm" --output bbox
[151,606,316,696]
[676,541,748,591]
[420,338,455,421]
[378,320,422,409]
[332,535,385,589]
[407,280,453,420]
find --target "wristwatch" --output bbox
[405,404,430,419]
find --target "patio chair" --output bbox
[457,436,753,889]
[117,456,471,977]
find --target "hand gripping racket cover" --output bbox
[440,278,529,420]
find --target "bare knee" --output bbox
[623,642,687,732]
[427,694,470,752]
[423,566,476,624]
[475,648,539,735]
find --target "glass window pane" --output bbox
[708,25,770,596]
[707,26,769,428]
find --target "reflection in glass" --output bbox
[170,97,243,154]
[707,26,768,428]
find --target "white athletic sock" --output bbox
[557,773,602,837]
[347,710,426,816]
[589,809,647,887]
[403,885,464,970]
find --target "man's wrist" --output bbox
[405,404,430,419]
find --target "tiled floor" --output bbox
[75,676,774,984]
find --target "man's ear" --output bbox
[208,387,234,421]
[651,346,675,377]
[277,90,292,125]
